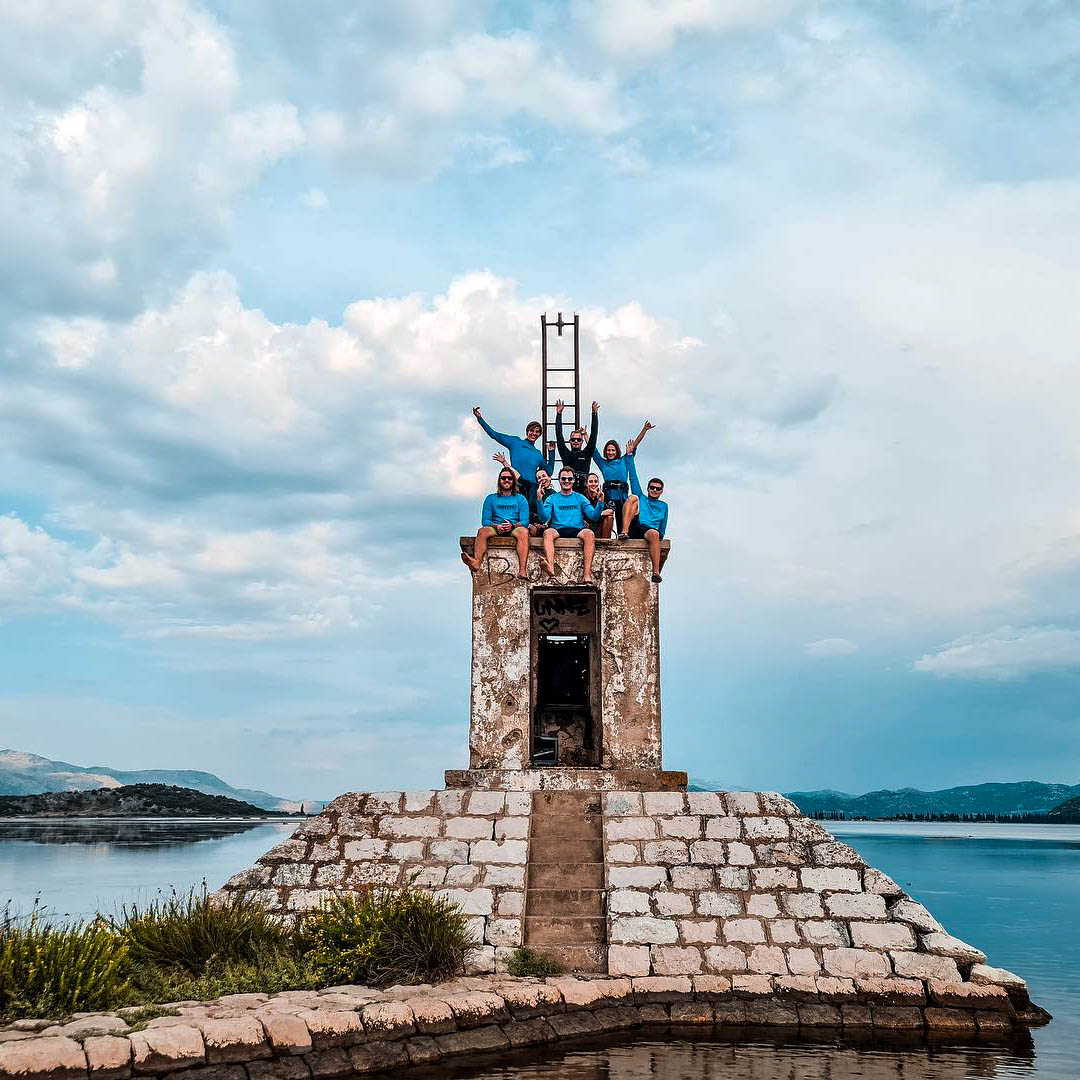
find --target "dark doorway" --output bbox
[530,591,601,767]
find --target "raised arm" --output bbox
[554,401,570,462]
[630,419,655,453]
[472,406,511,449]
[584,402,599,458]
[626,451,643,498]
[537,490,553,525]
[492,451,519,482]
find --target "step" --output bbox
[529,837,603,862]
[532,792,602,816]
[525,888,606,916]
[531,943,608,974]
[530,812,603,839]
[525,915,607,945]
[527,862,605,890]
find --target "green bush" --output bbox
[303,887,473,987]
[505,947,564,978]
[116,887,289,975]
[0,906,130,1021]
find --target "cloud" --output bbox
[914,627,1080,681]
[805,638,857,657]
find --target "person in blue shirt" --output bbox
[623,454,669,583]
[538,467,602,583]
[461,468,531,580]
[492,451,552,536]
[472,406,555,508]
[593,419,655,536]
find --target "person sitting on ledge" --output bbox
[594,420,654,537]
[493,452,551,537]
[623,454,669,583]
[538,466,602,583]
[585,472,616,539]
[472,406,554,509]
[461,467,531,580]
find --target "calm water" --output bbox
[1,818,1077,1078]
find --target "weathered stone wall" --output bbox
[461,538,668,774]
[600,790,999,994]
[217,790,530,973]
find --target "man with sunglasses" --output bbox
[624,455,669,583]
[538,467,602,583]
[472,406,555,508]
[554,398,599,493]
[462,467,531,580]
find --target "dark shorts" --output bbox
[627,516,654,540]
[552,526,586,539]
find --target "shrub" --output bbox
[303,888,472,987]
[116,886,289,975]
[506,947,564,978]
[0,905,130,1021]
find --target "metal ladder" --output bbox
[540,312,580,450]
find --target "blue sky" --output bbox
[3,0,1080,801]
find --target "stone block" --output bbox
[498,981,563,1018]
[444,864,480,885]
[611,916,679,944]
[365,792,403,813]
[688,841,727,864]
[307,842,341,863]
[871,1007,924,1030]
[889,899,943,932]
[927,979,1011,1011]
[305,1049,351,1079]
[713,1001,747,1025]
[687,792,726,814]
[0,1037,88,1080]
[691,974,732,999]
[609,889,652,914]
[548,977,632,1009]
[653,891,693,916]
[271,865,313,887]
[256,1013,311,1056]
[744,817,790,840]
[644,840,689,866]
[501,1019,556,1047]
[262,839,309,863]
[920,932,987,963]
[863,869,902,897]
[445,818,494,839]
[631,976,694,1003]
[404,790,436,812]
[659,816,701,838]
[670,865,713,889]
[705,946,748,973]
[743,1001,799,1026]
[463,946,496,974]
[760,792,800,816]
[443,991,509,1028]
[470,839,527,864]
[607,818,657,840]
[746,894,780,919]
[975,1011,1014,1034]
[855,977,926,1006]
[313,865,347,888]
[753,867,797,889]
[483,865,525,887]
[812,841,865,867]
[890,952,962,983]
[746,946,788,975]
[815,977,858,1002]
[434,790,467,814]
[726,792,762,814]
[403,1036,441,1065]
[483,919,522,946]
[727,842,755,865]
[604,791,643,815]
[781,892,824,919]
[348,864,400,887]
[650,946,703,975]
[497,892,524,916]
[969,964,1027,991]
[610,866,666,888]
[644,792,687,815]
[429,839,470,863]
[791,818,832,843]
[494,817,529,839]
[388,841,425,861]
[799,920,849,947]
[504,791,532,814]
[722,919,765,944]
[380,816,439,838]
[769,920,799,944]
[924,1008,976,1033]
[800,868,861,892]
[703,817,741,840]
[824,892,887,921]
[467,791,506,815]
[410,867,447,888]
[822,948,890,978]
[680,919,718,943]
[785,948,821,975]
[841,1004,872,1027]
[336,815,375,839]
[714,868,751,890]
[435,888,494,915]
[607,843,639,864]
[850,922,917,950]
[545,1013,602,1038]
[84,1036,133,1080]
[302,1011,365,1050]
[608,945,652,976]
[246,1060,311,1080]
[434,1025,509,1056]
[130,1027,205,1073]
[359,1002,414,1041]
[799,1004,842,1027]
[199,1018,270,1064]
[773,975,818,1001]
[669,1001,713,1024]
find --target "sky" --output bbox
[2,0,1080,801]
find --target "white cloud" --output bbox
[805,638,857,657]
[914,627,1080,681]
[0,515,73,615]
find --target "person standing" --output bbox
[472,406,555,507]
[555,399,599,493]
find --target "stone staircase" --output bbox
[523,791,607,973]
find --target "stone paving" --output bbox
[0,969,1046,1080]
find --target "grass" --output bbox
[506,947,564,978]
[0,885,474,1022]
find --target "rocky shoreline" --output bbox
[0,971,1050,1080]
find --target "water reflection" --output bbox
[0,818,283,848]
[423,1032,1044,1080]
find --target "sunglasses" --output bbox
[648,485,663,492]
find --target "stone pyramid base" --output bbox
[218,787,1049,1030]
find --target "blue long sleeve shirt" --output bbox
[481,493,529,528]
[476,416,554,478]
[627,454,669,539]
[538,490,601,529]
[592,448,633,490]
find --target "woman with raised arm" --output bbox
[593,421,655,538]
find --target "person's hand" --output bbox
[555,399,565,414]
[643,420,655,431]
[472,406,482,419]
[625,440,635,455]
[493,452,509,466]
[546,440,556,454]
[592,400,599,413]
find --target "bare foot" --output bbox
[541,560,555,576]
[517,571,529,581]
[583,574,595,585]
[461,552,478,573]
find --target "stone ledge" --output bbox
[0,974,1050,1080]
[444,769,688,792]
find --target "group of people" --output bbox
[460,401,669,585]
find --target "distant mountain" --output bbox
[0,750,323,813]
[1047,795,1080,824]
[688,777,1080,818]
[0,783,294,818]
